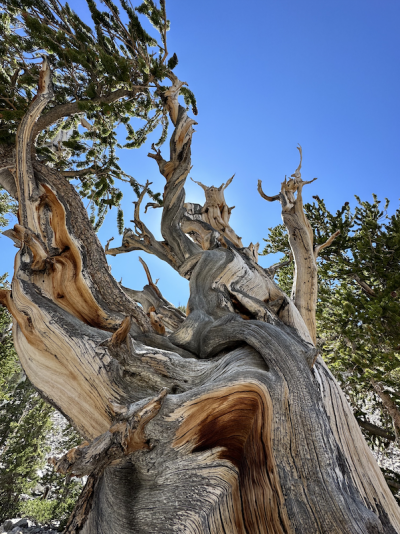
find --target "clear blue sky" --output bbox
[1,0,399,307]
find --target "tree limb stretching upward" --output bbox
[258,145,340,343]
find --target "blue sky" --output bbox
[1,0,399,307]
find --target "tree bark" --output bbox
[1,61,399,533]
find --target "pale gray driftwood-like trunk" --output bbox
[1,59,400,534]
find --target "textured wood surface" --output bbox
[1,60,399,533]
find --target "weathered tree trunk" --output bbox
[1,59,400,533]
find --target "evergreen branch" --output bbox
[356,418,395,442]
[352,274,376,297]
[32,87,149,138]
[61,165,99,177]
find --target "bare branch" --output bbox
[134,180,153,229]
[356,418,395,442]
[106,182,179,268]
[291,144,303,180]
[3,228,22,248]
[190,176,207,192]
[353,274,376,297]
[148,144,166,165]
[314,230,340,258]
[144,202,162,213]
[257,180,280,202]
[105,237,114,252]
[258,146,320,343]
[190,177,243,248]
[50,389,167,477]
[17,56,54,231]
[61,166,98,178]
[163,74,188,125]
[219,173,235,191]
[265,254,293,277]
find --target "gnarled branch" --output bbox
[32,88,144,140]
[265,253,293,277]
[122,257,185,334]
[257,179,280,202]
[51,389,167,477]
[258,146,323,343]
[190,176,243,248]
[106,181,179,269]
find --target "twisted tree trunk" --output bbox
[1,60,399,533]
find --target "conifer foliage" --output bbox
[0,0,195,229]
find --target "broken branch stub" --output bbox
[51,389,167,477]
[190,176,243,248]
[122,257,185,334]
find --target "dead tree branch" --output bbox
[190,176,243,248]
[51,389,167,477]
[353,274,376,297]
[314,230,341,258]
[258,145,335,344]
[106,181,179,269]
[122,257,185,334]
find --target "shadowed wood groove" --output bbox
[172,382,292,534]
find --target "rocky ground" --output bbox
[0,518,58,533]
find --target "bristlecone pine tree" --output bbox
[0,1,400,532]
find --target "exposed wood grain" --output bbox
[171,382,291,534]
[314,358,400,532]
[3,61,400,534]
[110,316,132,347]
[190,176,243,248]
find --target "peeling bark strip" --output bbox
[2,57,400,534]
[2,57,151,437]
[14,57,149,333]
